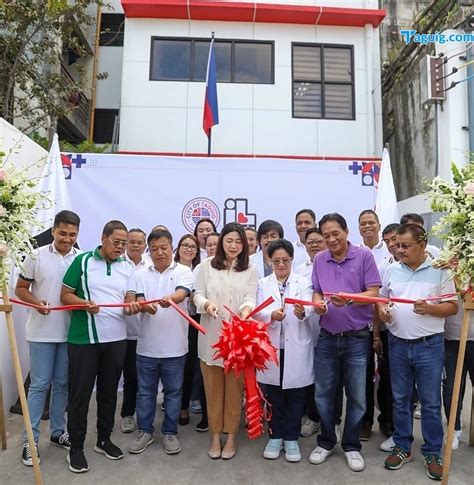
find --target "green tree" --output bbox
[0,1,98,135]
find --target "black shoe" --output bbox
[359,421,372,441]
[196,419,209,432]
[50,431,71,450]
[22,441,40,467]
[67,448,89,473]
[93,440,124,460]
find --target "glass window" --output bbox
[151,39,191,81]
[292,43,354,120]
[99,14,125,47]
[150,37,273,84]
[234,42,273,83]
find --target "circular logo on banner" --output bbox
[182,197,220,233]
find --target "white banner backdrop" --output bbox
[63,154,381,250]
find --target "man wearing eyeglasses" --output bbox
[377,224,457,481]
[60,220,141,474]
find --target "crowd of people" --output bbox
[15,207,473,481]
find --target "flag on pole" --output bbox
[375,147,399,230]
[34,133,72,246]
[203,33,219,137]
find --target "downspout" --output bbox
[468,41,474,159]
[88,5,102,142]
[365,23,375,157]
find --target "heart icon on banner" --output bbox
[237,212,248,224]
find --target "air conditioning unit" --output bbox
[420,55,445,104]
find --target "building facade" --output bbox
[94,0,386,158]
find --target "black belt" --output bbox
[320,327,370,338]
[393,332,443,344]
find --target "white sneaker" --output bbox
[449,429,462,451]
[335,424,341,443]
[414,405,421,419]
[121,416,137,433]
[309,446,334,465]
[300,417,321,437]
[345,451,365,472]
[379,436,395,452]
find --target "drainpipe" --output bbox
[88,5,102,142]
[365,23,375,157]
[468,41,474,158]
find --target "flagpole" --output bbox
[208,129,212,157]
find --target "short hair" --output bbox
[151,224,169,233]
[295,209,316,222]
[305,227,322,240]
[205,232,220,243]
[244,227,257,235]
[53,210,80,228]
[102,220,127,237]
[319,213,348,232]
[174,234,200,268]
[193,218,217,236]
[358,209,379,223]
[400,213,424,226]
[257,220,284,242]
[211,223,249,272]
[382,223,401,237]
[147,230,173,246]
[398,223,427,243]
[268,239,294,258]
[128,228,146,237]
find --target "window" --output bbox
[99,14,125,47]
[93,109,119,144]
[150,37,274,84]
[292,43,354,120]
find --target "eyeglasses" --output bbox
[306,239,324,246]
[396,242,420,250]
[181,243,198,251]
[108,237,128,248]
[272,258,292,265]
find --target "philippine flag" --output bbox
[203,34,219,137]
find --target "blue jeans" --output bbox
[314,332,369,452]
[24,342,68,442]
[136,354,186,435]
[389,332,444,456]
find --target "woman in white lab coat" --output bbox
[255,239,314,463]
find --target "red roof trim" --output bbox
[117,151,382,161]
[121,1,386,27]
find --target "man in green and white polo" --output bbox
[61,220,141,474]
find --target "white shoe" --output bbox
[414,406,421,419]
[309,446,334,465]
[300,417,321,437]
[121,416,137,433]
[335,424,341,443]
[449,429,462,451]
[345,451,365,472]
[379,436,395,452]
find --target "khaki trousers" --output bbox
[200,360,243,434]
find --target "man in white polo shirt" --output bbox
[292,209,317,268]
[127,229,194,456]
[61,220,141,474]
[121,228,148,434]
[15,210,81,467]
[378,224,457,481]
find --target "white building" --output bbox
[95,0,386,158]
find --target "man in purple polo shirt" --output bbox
[309,213,381,472]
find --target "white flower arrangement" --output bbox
[428,161,474,289]
[0,145,49,279]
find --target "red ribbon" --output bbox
[212,313,278,440]
[7,297,206,334]
[284,297,326,309]
[322,291,460,305]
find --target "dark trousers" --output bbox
[266,350,306,441]
[443,339,474,430]
[68,340,127,449]
[363,331,393,429]
[181,320,208,420]
[121,339,138,418]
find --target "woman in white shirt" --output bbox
[194,223,258,460]
[255,239,314,463]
